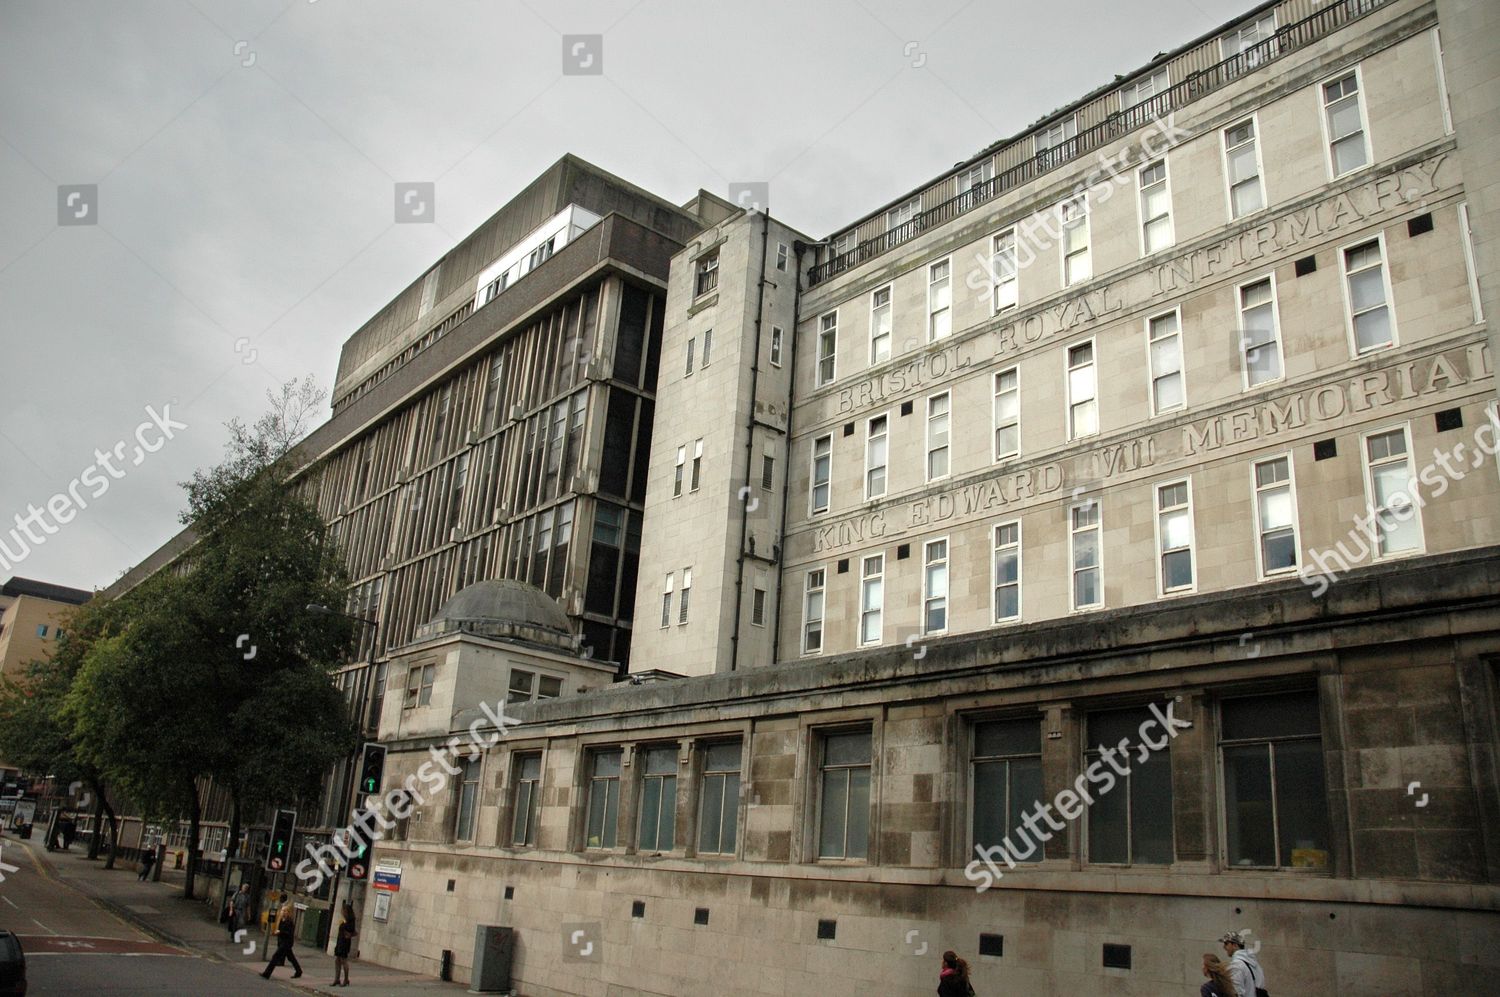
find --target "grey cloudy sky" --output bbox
[0,0,1252,592]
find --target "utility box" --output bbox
[471,925,513,992]
[298,907,326,947]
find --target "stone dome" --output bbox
[413,579,576,651]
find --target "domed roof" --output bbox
[431,579,571,636]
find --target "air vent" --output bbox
[843,423,855,437]
[837,559,849,574]
[817,919,836,940]
[1434,408,1463,432]
[896,544,911,560]
[632,900,646,919]
[503,886,514,900]
[1103,944,1132,970]
[1294,255,1317,277]
[1407,212,1434,237]
[900,400,914,416]
[694,908,710,926]
[1313,438,1338,461]
[979,933,1003,957]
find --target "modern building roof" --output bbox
[0,577,92,606]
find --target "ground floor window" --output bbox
[1220,691,1329,869]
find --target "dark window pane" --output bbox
[972,760,1009,852]
[1274,739,1329,868]
[1223,744,1275,866]
[826,731,871,765]
[1131,748,1174,864]
[1088,767,1130,864]
[639,778,662,850]
[847,768,870,859]
[1007,758,1044,863]
[1087,707,1151,752]
[819,771,848,857]
[720,774,739,853]
[1222,691,1321,740]
[698,775,725,853]
[975,718,1040,757]
[599,391,635,498]
[614,284,648,387]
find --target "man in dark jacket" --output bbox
[260,904,303,979]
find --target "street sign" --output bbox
[266,808,296,872]
[372,869,401,892]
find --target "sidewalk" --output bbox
[19,839,477,996]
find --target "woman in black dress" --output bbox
[332,901,358,987]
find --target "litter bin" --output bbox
[297,907,327,948]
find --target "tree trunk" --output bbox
[227,792,241,862]
[86,788,105,860]
[100,791,119,870]
[183,779,201,900]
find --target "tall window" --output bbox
[994,368,1019,460]
[448,453,468,530]
[887,197,920,232]
[701,328,713,366]
[1220,12,1276,69]
[637,746,678,852]
[803,568,826,654]
[928,260,952,341]
[776,243,789,272]
[956,161,993,195]
[1220,691,1328,869]
[481,355,504,430]
[695,253,719,297]
[926,392,951,481]
[1148,311,1184,414]
[1239,277,1282,387]
[818,730,871,860]
[1323,71,1368,176]
[685,337,695,376]
[510,753,542,847]
[992,521,1021,623]
[1086,707,1173,864]
[431,384,452,459]
[691,439,703,491]
[923,538,949,634]
[406,663,435,708]
[1071,501,1102,610]
[870,286,892,364]
[697,742,741,855]
[751,586,767,626]
[673,446,685,497]
[584,750,622,849]
[1224,119,1264,218]
[770,326,784,367]
[1061,196,1090,285]
[1344,239,1394,353]
[865,415,888,499]
[1121,66,1169,112]
[810,435,832,514]
[860,554,884,646]
[1035,116,1077,166]
[1067,341,1098,439]
[971,718,1043,862]
[454,757,480,841]
[1156,480,1195,593]
[1366,428,1422,555]
[1138,160,1173,254]
[761,451,775,491]
[1254,456,1299,576]
[660,573,674,628]
[817,312,838,386]
[992,229,1018,312]
[678,568,692,624]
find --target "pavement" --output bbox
[7,835,483,996]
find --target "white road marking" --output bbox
[2,894,18,909]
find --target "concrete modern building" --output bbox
[0,575,91,683]
[353,0,1500,994]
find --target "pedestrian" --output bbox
[937,949,975,997]
[1220,930,1268,997]
[260,901,303,980]
[226,883,249,939]
[331,900,358,987]
[1200,953,1239,997]
[137,844,155,882]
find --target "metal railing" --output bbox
[808,0,1391,287]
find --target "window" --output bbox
[695,253,719,297]
[803,568,826,654]
[1138,160,1173,254]
[637,746,678,852]
[448,453,468,530]
[685,337,695,376]
[1147,311,1184,414]
[36,624,48,638]
[859,554,884,645]
[817,730,871,859]
[1343,239,1394,353]
[538,675,562,699]
[1061,196,1090,285]
[887,196,920,232]
[928,260,952,341]
[926,392,950,481]
[1156,480,1195,593]
[691,439,703,492]
[923,538,948,634]
[816,313,837,386]
[865,415,888,499]
[678,568,692,624]
[697,742,741,855]
[870,286,892,364]
[956,161,993,194]
[1365,428,1422,555]
[454,757,481,841]
[993,368,1019,460]
[510,753,542,847]
[761,453,775,491]
[1121,66,1169,112]
[660,573,674,628]
[1322,71,1368,176]
[993,522,1021,623]
[831,231,855,256]
[1086,707,1173,865]
[776,242,789,272]
[584,750,622,849]
[991,229,1018,312]
[405,663,435,708]
[1221,12,1276,69]
[701,329,713,366]
[770,326,784,367]
[1254,456,1299,575]
[431,384,452,458]
[481,356,504,429]
[507,669,536,704]
[751,586,767,626]
[1035,115,1077,165]
[810,435,832,514]
[971,718,1043,862]
[673,446,685,497]
[1071,501,1102,610]
[1224,119,1264,219]
[1220,691,1328,869]
[1067,341,1098,439]
[1239,277,1282,387]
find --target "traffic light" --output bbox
[358,742,387,798]
[266,808,296,872]
[345,811,372,881]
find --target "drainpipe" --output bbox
[768,240,806,666]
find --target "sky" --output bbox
[0,0,1255,593]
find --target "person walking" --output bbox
[1220,930,1268,997]
[1200,953,1239,996]
[227,883,251,940]
[137,844,155,882]
[331,901,358,987]
[260,902,303,980]
[937,949,974,996]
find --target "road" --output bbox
[0,838,299,995]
